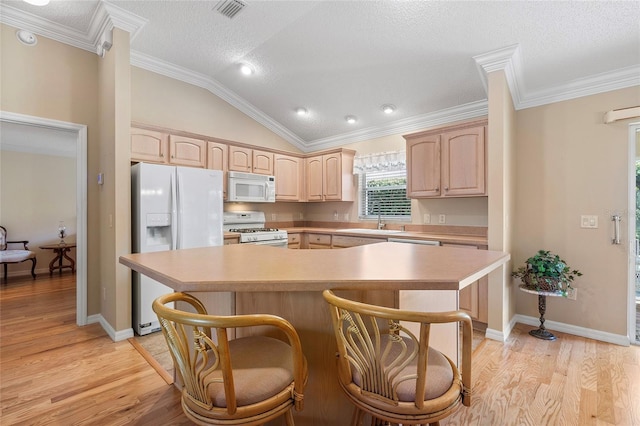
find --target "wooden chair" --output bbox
[0,226,36,283]
[152,292,307,426]
[323,289,473,426]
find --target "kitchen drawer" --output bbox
[288,233,301,249]
[307,233,331,249]
[332,235,385,248]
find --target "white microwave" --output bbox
[227,171,276,203]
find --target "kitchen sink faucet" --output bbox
[372,200,386,230]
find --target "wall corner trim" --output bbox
[89,313,134,342]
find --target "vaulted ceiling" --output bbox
[2,0,639,151]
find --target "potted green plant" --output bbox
[512,250,582,296]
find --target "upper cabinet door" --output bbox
[306,156,324,201]
[406,134,441,197]
[323,153,342,201]
[252,149,274,175]
[169,135,206,168]
[441,126,485,196]
[131,128,168,164]
[228,146,253,172]
[207,141,228,199]
[274,154,303,201]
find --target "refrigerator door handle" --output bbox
[171,171,178,250]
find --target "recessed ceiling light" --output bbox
[16,30,37,46]
[295,107,308,116]
[23,0,50,5]
[239,63,254,76]
[345,115,357,124]
[382,104,396,114]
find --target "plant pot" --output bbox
[522,274,563,293]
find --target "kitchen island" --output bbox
[120,242,509,426]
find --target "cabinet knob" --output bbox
[444,187,449,191]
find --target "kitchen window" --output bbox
[359,170,410,219]
[355,149,411,220]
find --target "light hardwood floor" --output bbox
[1,274,639,425]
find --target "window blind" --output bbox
[358,169,411,219]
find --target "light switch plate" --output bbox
[580,215,598,229]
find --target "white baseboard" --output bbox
[485,315,518,342]
[513,314,630,346]
[87,313,134,342]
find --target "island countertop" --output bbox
[119,242,509,292]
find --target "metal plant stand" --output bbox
[519,285,563,341]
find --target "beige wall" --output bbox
[98,28,132,332]
[486,70,517,335]
[131,67,300,153]
[0,150,76,275]
[514,86,639,336]
[1,23,101,315]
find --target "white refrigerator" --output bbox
[131,162,224,335]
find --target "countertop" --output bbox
[119,242,508,292]
[286,227,487,246]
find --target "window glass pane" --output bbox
[359,170,410,219]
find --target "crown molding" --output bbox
[0,1,147,57]
[517,65,640,110]
[0,2,95,52]
[303,100,489,151]
[474,44,640,112]
[130,51,309,152]
[473,44,525,108]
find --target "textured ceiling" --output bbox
[1,0,639,150]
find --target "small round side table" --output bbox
[519,284,563,340]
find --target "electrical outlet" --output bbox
[271,213,277,221]
[423,214,430,224]
[566,287,577,300]
[438,214,446,224]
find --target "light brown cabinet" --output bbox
[287,233,301,249]
[168,135,206,167]
[442,242,488,323]
[131,128,168,164]
[405,121,486,198]
[229,145,274,175]
[305,233,332,249]
[131,128,207,167]
[305,150,355,202]
[331,235,385,248]
[274,154,304,201]
[223,235,239,245]
[206,141,228,199]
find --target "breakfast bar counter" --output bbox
[120,242,509,426]
[119,242,508,292]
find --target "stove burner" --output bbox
[229,228,280,233]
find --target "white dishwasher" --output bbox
[387,238,440,246]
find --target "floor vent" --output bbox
[214,0,247,19]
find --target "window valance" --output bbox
[353,150,406,174]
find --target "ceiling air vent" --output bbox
[215,0,247,19]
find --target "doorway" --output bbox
[0,111,87,325]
